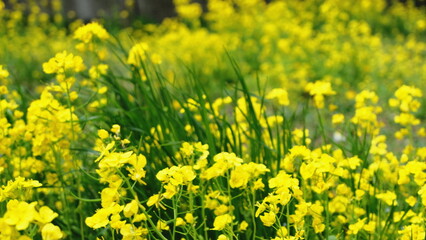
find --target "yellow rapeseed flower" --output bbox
[305,80,336,109]
[120,224,145,239]
[43,51,85,75]
[266,88,290,106]
[332,113,345,124]
[156,220,170,231]
[238,220,248,231]
[74,22,109,43]
[260,211,276,227]
[127,42,149,66]
[217,234,229,240]
[123,200,139,218]
[212,214,233,230]
[376,191,397,206]
[35,206,58,224]
[348,218,366,235]
[184,213,195,224]
[4,200,37,230]
[176,217,185,226]
[41,223,63,240]
[0,65,9,81]
[97,129,109,139]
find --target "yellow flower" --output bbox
[217,234,229,240]
[111,124,121,134]
[4,200,37,230]
[348,218,366,235]
[41,223,63,240]
[175,2,202,19]
[74,22,109,43]
[184,213,195,224]
[147,194,165,209]
[35,206,59,224]
[328,196,349,213]
[0,65,9,80]
[146,194,161,208]
[292,128,312,145]
[85,208,111,229]
[304,80,336,108]
[127,42,149,66]
[179,166,197,183]
[127,154,147,184]
[175,217,185,226]
[394,113,420,126]
[417,127,426,137]
[260,211,276,227]
[157,220,169,231]
[100,187,120,208]
[355,190,365,200]
[376,191,397,206]
[332,113,345,124]
[309,202,324,217]
[398,224,425,240]
[97,129,109,139]
[229,166,250,188]
[300,162,315,180]
[202,152,244,180]
[418,185,426,206]
[123,200,139,218]
[313,217,325,233]
[89,64,109,79]
[156,165,196,187]
[363,221,376,233]
[390,85,423,112]
[108,214,124,229]
[238,221,248,231]
[42,51,85,75]
[230,163,269,189]
[214,204,232,216]
[99,151,133,169]
[163,183,178,199]
[212,214,233,230]
[276,226,288,237]
[131,213,147,222]
[266,88,290,106]
[405,196,417,207]
[253,178,265,190]
[347,156,361,170]
[180,142,194,157]
[120,224,144,239]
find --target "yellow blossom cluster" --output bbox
[74,22,109,43]
[0,178,62,240]
[42,51,85,76]
[85,129,154,239]
[0,1,425,240]
[389,85,423,140]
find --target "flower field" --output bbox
[0,0,425,239]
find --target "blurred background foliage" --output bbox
[0,0,425,104]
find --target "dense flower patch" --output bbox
[0,0,425,239]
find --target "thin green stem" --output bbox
[64,77,85,240]
[117,169,168,240]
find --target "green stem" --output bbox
[252,190,257,239]
[118,169,168,240]
[315,108,328,149]
[64,77,85,240]
[323,189,330,240]
[200,179,208,240]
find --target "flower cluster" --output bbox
[389,85,423,140]
[0,178,62,240]
[0,2,425,239]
